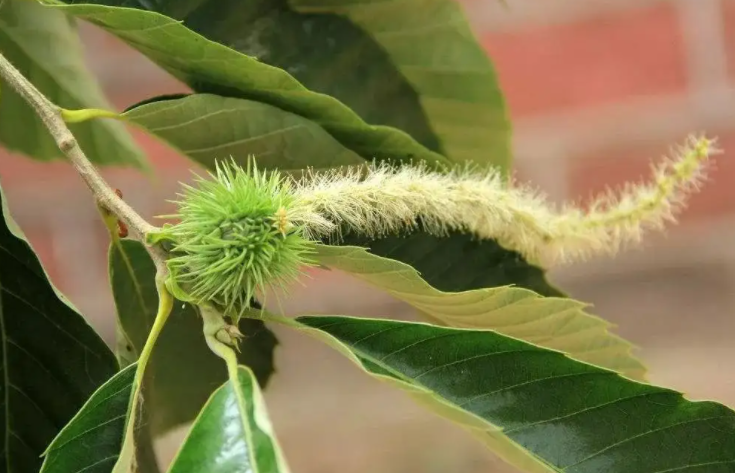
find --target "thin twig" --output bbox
[0,51,168,270]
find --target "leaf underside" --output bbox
[47,1,451,167]
[123,94,364,172]
[313,245,646,380]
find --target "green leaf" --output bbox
[0,181,118,472]
[40,364,136,473]
[168,365,290,473]
[45,1,451,167]
[56,0,510,170]
[124,94,363,171]
[109,239,278,436]
[313,244,646,380]
[0,0,145,167]
[291,0,511,170]
[284,314,735,473]
[339,229,565,296]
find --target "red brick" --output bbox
[0,118,193,188]
[721,0,735,83]
[482,3,688,117]
[568,134,735,224]
[0,150,78,188]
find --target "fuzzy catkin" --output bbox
[161,135,716,315]
[289,135,717,265]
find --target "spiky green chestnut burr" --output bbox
[153,160,314,319]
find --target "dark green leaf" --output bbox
[0,182,117,472]
[40,364,136,473]
[124,94,363,171]
[45,1,450,167]
[0,0,145,166]
[292,315,735,473]
[168,366,289,473]
[109,239,277,436]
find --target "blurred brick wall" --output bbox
[2,1,735,472]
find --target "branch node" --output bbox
[59,136,77,153]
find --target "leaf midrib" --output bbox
[232,369,260,473]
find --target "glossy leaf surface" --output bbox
[110,239,277,435]
[168,366,290,473]
[0,182,117,472]
[0,0,145,166]
[291,314,735,473]
[40,364,136,473]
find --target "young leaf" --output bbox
[0,0,145,166]
[40,364,136,473]
[280,314,735,473]
[313,245,646,380]
[168,366,290,473]
[0,182,117,472]
[291,0,512,170]
[42,1,451,167]
[109,239,277,436]
[123,94,363,171]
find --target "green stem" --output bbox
[61,107,123,123]
[112,278,173,473]
[135,277,173,386]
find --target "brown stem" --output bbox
[0,51,167,271]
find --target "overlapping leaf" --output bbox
[109,239,278,436]
[280,314,735,473]
[0,182,117,472]
[168,366,290,473]
[40,364,136,473]
[291,0,511,169]
[124,94,363,171]
[0,0,144,166]
[339,229,565,295]
[42,0,450,167]
[313,245,646,380]
[54,0,510,171]
[42,0,542,303]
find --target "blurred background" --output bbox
[2,0,735,471]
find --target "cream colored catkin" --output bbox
[288,136,718,266]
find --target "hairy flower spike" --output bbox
[159,136,717,314]
[158,159,314,319]
[288,135,718,265]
